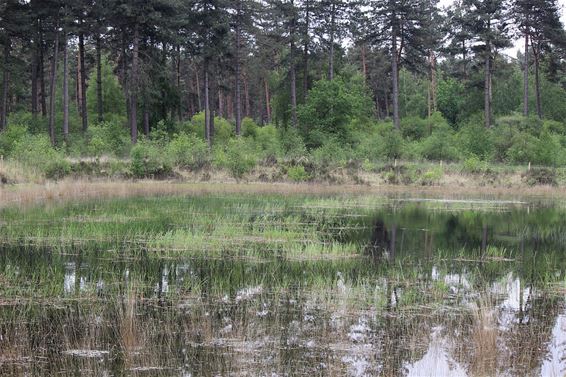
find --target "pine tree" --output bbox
[368,0,427,130]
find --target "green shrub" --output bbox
[12,134,70,179]
[401,116,429,141]
[311,139,350,169]
[419,166,444,186]
[418,127,459,161]
[376,123,403,159]
[0,124,28,157]
[298,75,373,148]
[7,111,47,134]
[130,141,172,178]
[256,125,282,161]
[543,120,566,135]
[242,117,259,138]
[214,138,258,179]
[287,165,310,182]
[189,112,234,145]
[497,115,543,136]
[381,164,419,185]
[353,129,382,161]
[462,156,490,174]
[279,127,307,159]
[85,122,130,157]
[457,121,494,160]
[167,133,210,170]
[504,132,560,165]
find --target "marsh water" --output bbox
[1,193,566,376]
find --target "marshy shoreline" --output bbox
[0,175,564,211]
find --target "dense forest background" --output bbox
[1,0,566,181]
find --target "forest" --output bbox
[1,0,566,183]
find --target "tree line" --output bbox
[0,0,565,146]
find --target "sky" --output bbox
[438,0,566,57]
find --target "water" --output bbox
[1,194,566,376]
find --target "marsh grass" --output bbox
[1,189,566,375]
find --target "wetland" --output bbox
[1,188,566,376]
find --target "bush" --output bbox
[457,120,494,160]
[417,127,459,161]
[462,156,490,174]
[256,125,282,161]
[401,116,429,141]
[279,127,307,159]
[354,131,382,161]
[497,115,543,136]
[311,139,350,169]
[419,166,444,186]
[523,167,557,186]
[242,117,259,138]
[85,122,130,157]
[0,124,28,157]
[130,141,172,178]
[12,134,70,179]
[167,133,210,170]
[504,131,561,166]
[214,138,258,179]
[376,123,403,159]
[287,165,310,182]
[543,120,566,135]
[188,112,234,145]
[298,75,373,148]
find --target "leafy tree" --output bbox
[298,74,372,147]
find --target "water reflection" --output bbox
[1,200,566,376]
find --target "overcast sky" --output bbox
[438,0,566,57]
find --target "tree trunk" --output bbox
[143,108,150,136]
[430,51,437,113]
[204,63,211,146]
[218,89,224,118]
[63,30,69,141]
[244,73,251,117]
[290,64,297,127]
[385,92,390,118]
[484,42,491,129]
[303,0,310,98]
[361,44,367,81]
[235,0,242,136]
[39,27,47,117]
[77,53,82,115]
[195,66,202,111]
[290,1,297,127]
[121,30,130,129]
[523,32,529,117]
[96,35,103,122]
[462,40,467,79]
[0,35,10,131]
[328,3,336,81]
[49,26,60,145]
[31,34,39,118]
[130,24,139,144]
[533,49,542,119]
[176,45,182,121]
[391,31,400,130]
[79,30,88,131]
[264,78,271,124]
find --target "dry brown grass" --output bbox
[1,177,565,210]
[470,295,498,376]
[0,159,44,185]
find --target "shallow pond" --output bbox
[1,193,566,376]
